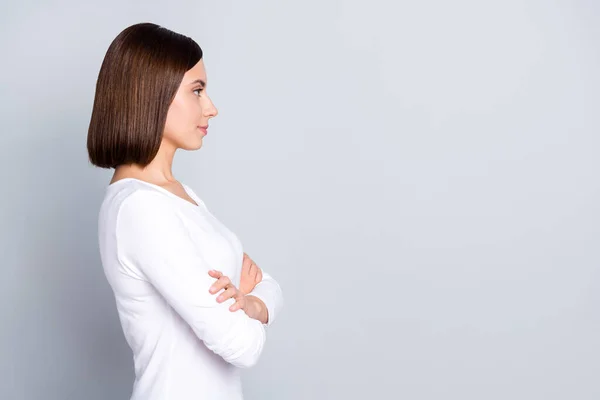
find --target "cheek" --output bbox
[165,98,198,133]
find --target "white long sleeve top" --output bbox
[97,177,283,400]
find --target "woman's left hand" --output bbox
[208,270,246,312]
[208,269,269,323]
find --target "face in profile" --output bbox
[163,59,218,151]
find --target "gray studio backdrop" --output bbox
[1,1,598,399]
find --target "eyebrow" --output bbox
[189,79,206,87]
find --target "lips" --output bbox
[198,125,208,135]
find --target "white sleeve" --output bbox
[248,271,284,326]
[116,190,266,368]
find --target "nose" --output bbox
[203,96,218,119]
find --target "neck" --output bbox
[113,140,178,185]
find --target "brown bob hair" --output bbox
[87,22,203,168]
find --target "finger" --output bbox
[217,286,237,303]
[229,294,245,311]
[208,270,222,293]
[212,276,231,292]
[208,269,222,279]
[247,262,256,279]
[209,275,231,294]
[241,256,252,275]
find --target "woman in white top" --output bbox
[86,22,283,400]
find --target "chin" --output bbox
[181,134,204,150]
[187,141,203,151]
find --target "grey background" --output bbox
[1,0,598,399]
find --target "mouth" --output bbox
[197,125,208,135]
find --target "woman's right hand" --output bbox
[239,252,263,295]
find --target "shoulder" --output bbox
[120,187,172,211]
[116,188,183,233]
[104,179,171,212]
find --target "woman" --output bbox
[87,22,283,399]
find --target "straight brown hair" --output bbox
[87,22,203,168]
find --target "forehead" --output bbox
[182,59,207,83]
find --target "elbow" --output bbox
[231,353,261,369]
[208,319,266,368]
[227,333,266,368]
[197,306,267,368]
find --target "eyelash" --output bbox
[193,88,204,96]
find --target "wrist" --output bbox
[244,295,268,324]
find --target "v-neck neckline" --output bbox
[108,177,200,208]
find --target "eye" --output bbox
[193,88,204,96]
